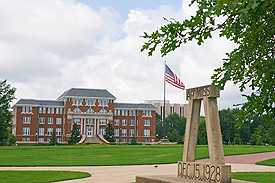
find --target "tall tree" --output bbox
[104,123,115,142]
[0,80,16,145]
[141,0,275,124]
[49,132,58,145]
[68,123,80,145]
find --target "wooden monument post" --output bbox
[178,85,231,182]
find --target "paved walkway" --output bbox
[0,151,274,183]
[196,151,275,164]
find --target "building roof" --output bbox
[57,88,116,100]
[14,99,64,107]
[114,103,157,110]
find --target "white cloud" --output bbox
[1,0,245,111]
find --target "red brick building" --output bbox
[12,88,157,144]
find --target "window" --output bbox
[48,108,50,114]
[122,119,127,126]
[39,138,44,142]
[26,106,29,113]
[43,107,46,114]
[56,108,59,114]
[144,120,150,126]
[122,129,127,137]
[115,139,119,143]
[39,128,44,135]
[125,110,128,116]
[26,138,30,142]
[57,138,61,142]
[23,127,30,135]
[56,128,61,136]
[86,108,94,113]
[99,109,107,113]
[129,129,134,137]
[60,108,62,114]
[129,110,132,116]
[22,138,26,142]
[87,118,93,125]
[86,99,90,105]
[47,128,53,136]
[144,130,150,137]
[56,118,62,124]
[98,99,101,106]
[39,117,45,124]
[114,129,119,137]
[100,128,105,135]
[39,107,42,113]
[22,106,25,113]
[29,107,32,113]
[130,120,134,126]
[132,110,135,116]
[74,118,81,125]
[122,139,126,142]
[117,110,120,116]
[99,119,106,125]
[114,119,119,126]
[73,108,82,113]
[48,118,53,124]
[122,110,124,116]
[79,99,83,105]
[23,117,31,124]
[92,99,96,105]
[99,99,108,106]
[143,110,151,117]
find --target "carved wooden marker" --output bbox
[178,85,231,183]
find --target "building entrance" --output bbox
[87,128,93,137]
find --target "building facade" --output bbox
[12,88,157,144]
[145,100,188,119]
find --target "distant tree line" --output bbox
[156,108,275,146]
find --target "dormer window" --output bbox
[86,109,94,113]
[73,108,82,113]
[99,109,107,114]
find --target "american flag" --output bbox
[165,64,185,90]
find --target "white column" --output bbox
[93,119,97,136]
[80,118,83,135]
[97,119,100,135]
[84,118,86,136]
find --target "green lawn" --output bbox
[232,172,275,183]
[232,158,275,183]
[0,145,274,166]
[256,158,275,166]
[0,170,91,183]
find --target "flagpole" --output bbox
[163,60,166,139]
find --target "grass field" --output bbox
[0,170,91,183]
[256,158,275,166]
[0,145,274,166]
[232,172,275,183]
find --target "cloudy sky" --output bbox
[0,0,248,110]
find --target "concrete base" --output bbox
[136,175,255,183]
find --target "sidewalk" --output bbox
[0,151,274,183]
